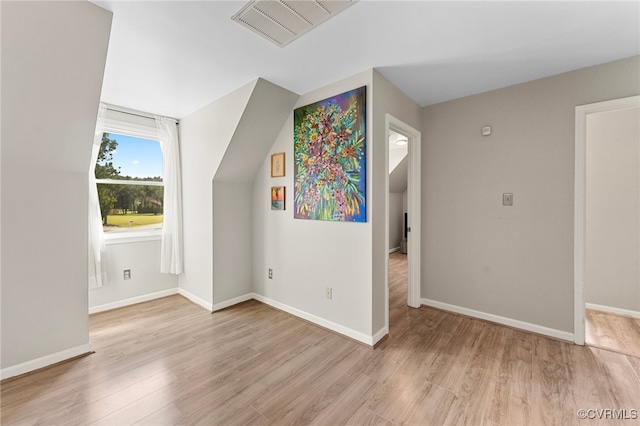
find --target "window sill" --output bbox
[104,230,162,245]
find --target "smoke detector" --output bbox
[232,0,357,47]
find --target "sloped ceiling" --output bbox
[213,78,299,183]
[92,1,640,119]
[389,156,408,194]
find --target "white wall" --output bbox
[389,193,404,250]
[422,56,640,335]
[403,190,408,213]
[1,1,111,375]
[389,147,408,250]
[389,156,408,193]
[586,107,640,313]
[389,146,408,172]
[212,79,297,309]
[180,79,296,310]
[212,182,253,308]
[178,81,256,308]
[253,71,374,339]
[89,240,178,311]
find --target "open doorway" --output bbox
[385,115,421,333]
[574,96,640,356]
[388,130,409,320]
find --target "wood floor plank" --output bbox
[586,308,640,358]
[443,352,499,425]
[308,373,380,426]
[269,351,372,426]
[402,382,456,426]
[133,402,185,425]
[185,398,269,426]
[370,373,455,426]
[3,252,639,426]
[529,358,573,426]
[344,405,393,426]
[627,355,640,382]
[88,385,176,426]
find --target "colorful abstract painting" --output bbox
[293,86,366,222]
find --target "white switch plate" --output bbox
[503,193,513,206]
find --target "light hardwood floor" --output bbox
[586,308,640,359]
[2,252,639,425]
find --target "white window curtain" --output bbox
[89,104,108,288]
[155,116,184,274]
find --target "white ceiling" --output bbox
[92,1,640,119]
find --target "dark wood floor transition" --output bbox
[2,252,639,425]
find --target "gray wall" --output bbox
[212,181,254,307]
[89,240,178,310]
[1,1,111,372]
[212,79,297,309]
[180,79,297,310]
[586,107,640,312]
[422,56,640,334]
[371,71,423,335]
[178,81,256,308]
[251,70,422,342]
[252,71,375,339]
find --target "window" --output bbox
[95,132,163,233]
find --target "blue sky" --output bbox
[108,133,162,178]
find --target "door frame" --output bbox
[573,95,639,345]
[385,114,421,331]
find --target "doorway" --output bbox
[388,130,409,320]
[385,115,421,333]
[574,96,640,350]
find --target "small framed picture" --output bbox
[271,152,285,178]
[271,186,285,210]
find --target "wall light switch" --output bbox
[503,193,513,206]
[482,126,492,136]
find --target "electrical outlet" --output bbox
[268,268,273,280]
[326,287,332,299]
[123,269,131,280]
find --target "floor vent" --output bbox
[232,0,356,47]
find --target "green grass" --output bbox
[106,213,163,228]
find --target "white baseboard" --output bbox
[89,288,179,314]
[1,343,92,380]
[178,288,213,311]
[251,293,375,346]
[372,326,388,345]
[389,247,400,254]
[421,298,574,342]
[586,303,640,318]
[213,293,253,312]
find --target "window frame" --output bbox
[98,116,164,244]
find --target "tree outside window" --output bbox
[95,133,163,232]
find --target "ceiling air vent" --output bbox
[232,0,357,47]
